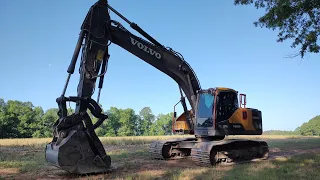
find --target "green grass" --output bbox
[111,153,320,180]
[220,153,320,180]
[108,148,150,161]
[0,147,47,173]
[266,137,320,150]
[0,136,320,179]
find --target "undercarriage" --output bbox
[149,137,269,166]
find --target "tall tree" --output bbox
[103,107,122,136]
[5,100,36,137]
[139,107,155,136]
[36,108,59,138]
[150,113,173,136]
[234,0,320,58]
[117,108,138,136]
[31,106,45,137]
[90,106,118,137]
[0,99,20,138]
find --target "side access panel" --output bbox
[225,108,263,135]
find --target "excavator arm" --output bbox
[45,0,201,174]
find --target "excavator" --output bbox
[45,0,269,174]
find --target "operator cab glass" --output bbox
[196,93,214,127]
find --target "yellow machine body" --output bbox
[172,87,262,136]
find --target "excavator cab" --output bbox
[172,87,263,137]
[154,87,268,166]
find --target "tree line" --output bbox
[1,98,320,139]
[263,115,320,136]
[0,98,173,138]
[262,130,300,136]
[297,115,320,136]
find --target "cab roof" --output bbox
[216,87,238,93]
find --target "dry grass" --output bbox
[1,135,318,146]
[0,135,189,146]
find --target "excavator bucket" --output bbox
[45,130,111,174]
[45,104,112,174]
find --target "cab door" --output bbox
[194,92,216,136]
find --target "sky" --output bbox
[1,0,319,131]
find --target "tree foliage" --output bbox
[264,115,320,136]
[0,98,176,138]
[234,0,320,58]
[150,113,173,136]
[139,107,155,136]
[0,99,44,138]
[299,115,320,136]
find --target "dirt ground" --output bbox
[1,138,320,180]
[268,146,320,160]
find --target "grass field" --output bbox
[1,135,320,180]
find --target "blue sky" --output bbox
[1,0,319,131]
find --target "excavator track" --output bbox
[149,138,195,160]
[191,139,269,167]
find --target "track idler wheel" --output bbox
[209,149,219,166]
[257,141,269,159]
[162,144,172,159]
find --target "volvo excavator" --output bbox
[45,0,269,174]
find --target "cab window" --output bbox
[197,93,214,127]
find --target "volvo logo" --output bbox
[130,37,162,59]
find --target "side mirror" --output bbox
[239,93,246,108]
